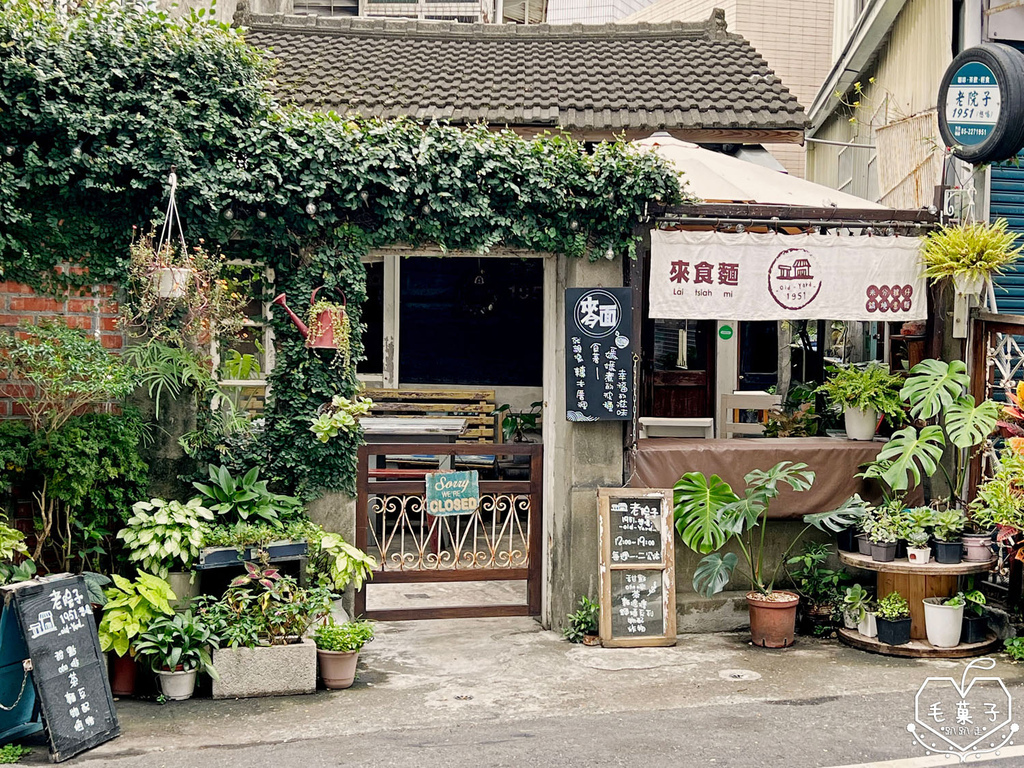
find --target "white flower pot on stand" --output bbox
[844,407,878,441]
[953,274,986,298]
[857,611,877,638]
[923,598,964,648]
[907,546,932,565]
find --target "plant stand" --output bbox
[837,552,998,658]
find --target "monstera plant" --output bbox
[674,461,869,648]
[863,360,998,506]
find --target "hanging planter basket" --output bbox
[150,266,192,299]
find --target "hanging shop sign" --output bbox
[1,575,120,763]
[597,488,676,647]
[565,287,634,422]
[424,470,480,516]
[938,44,1024,164]
[649,230,926,322]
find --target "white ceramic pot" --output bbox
[857,611,877,638]
[844,407,879,441]
[923,598,964,648]
[156,669,197,701]
[151,267,191,299]
[843,610,859,630]
[953,274,986,297]
[907,546,932,565]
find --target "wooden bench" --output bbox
[362,388,499,443]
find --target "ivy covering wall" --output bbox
[0,0,683,496]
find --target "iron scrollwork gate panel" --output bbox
[354,443,542,620]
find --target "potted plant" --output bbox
[494,401,544,443]
[786,542,847,634]
[843,584,873,634]
[117,497,214,605]
[193,561,334,698]
[933,509,966,564]
[968,447,1024,561]
[133,610,220,700]
[817,363,905,441]
[919,218,1023,297]
[906,528,933,564]
[923,593,969,648]
[674,462,868,648]
[309,395,373,443]
[855,516,873,556]
[312,618,374,690]
[864,514,899,563]
[875,591,911,646]
[562,596,600,645]
[961,587,989,644]
[98,572,177,696]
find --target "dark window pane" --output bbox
[358,261,385,375]
[399,257,543,386]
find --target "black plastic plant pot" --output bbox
[876,616,911,646]
[856,535,872,556]
[870,541,897,562]
[837,529,858,552]
[962,614,989,644]
[895,539,907,560]
[934,539,963,564]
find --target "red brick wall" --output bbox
[0,279,122,419]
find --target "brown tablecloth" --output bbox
[632,437,893,519]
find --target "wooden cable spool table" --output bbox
[837,551,999,658]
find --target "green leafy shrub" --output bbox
[309,395,373,443]
[192,465,302,526]
[311,532,377,591]
[1005,636,1024,661]
[562,596,599,643]
[920,219,1024,284]
[313,618,374,653]
[98,572,176,657]
[816,363,905,423]
[843,584,872,623]
[118,498,214,577]
[0,745,30,764]
[876,592,910,621]
[134,610,219,678]
[786,542,848,608]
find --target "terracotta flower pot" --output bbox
[746,591,799,648]
[317,648,359,690]
[110,654,138,697]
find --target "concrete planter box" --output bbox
[212,639,317,699]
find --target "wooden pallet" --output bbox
[363,388,498,443]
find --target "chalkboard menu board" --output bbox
[565,287,634,422]
[2,574,120,762]
[598,488,676,647]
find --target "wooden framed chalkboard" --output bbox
[597,488,676,647]
[1,574,119,763]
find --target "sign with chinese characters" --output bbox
[2,574,119,762]
[565,288,634,422]
[649,230,926,322]
[943,60,1001,147]
[597,488,676,647]
[424,470,480,516]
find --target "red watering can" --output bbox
[272,286,347,350]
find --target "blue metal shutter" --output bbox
[990,157,1024,313]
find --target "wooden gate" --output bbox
[354,443,542,620]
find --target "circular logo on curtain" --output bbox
[767,248,823,311]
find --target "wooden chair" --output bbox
[718,393,782,438]
[638,417,714,439]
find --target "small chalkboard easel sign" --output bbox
[1,574,119,762]
[597,488,676,647]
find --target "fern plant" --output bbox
[920,218,1023,285]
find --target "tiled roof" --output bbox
[243,10,807,137]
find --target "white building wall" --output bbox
[547,0,657,23]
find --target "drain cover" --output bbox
[718,669,761,681]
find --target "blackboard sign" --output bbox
[598,488,676,647]
[2,574,120,762]
[565,287,634,422]
[610,570,665,637]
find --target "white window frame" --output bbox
[209,260,276,409]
